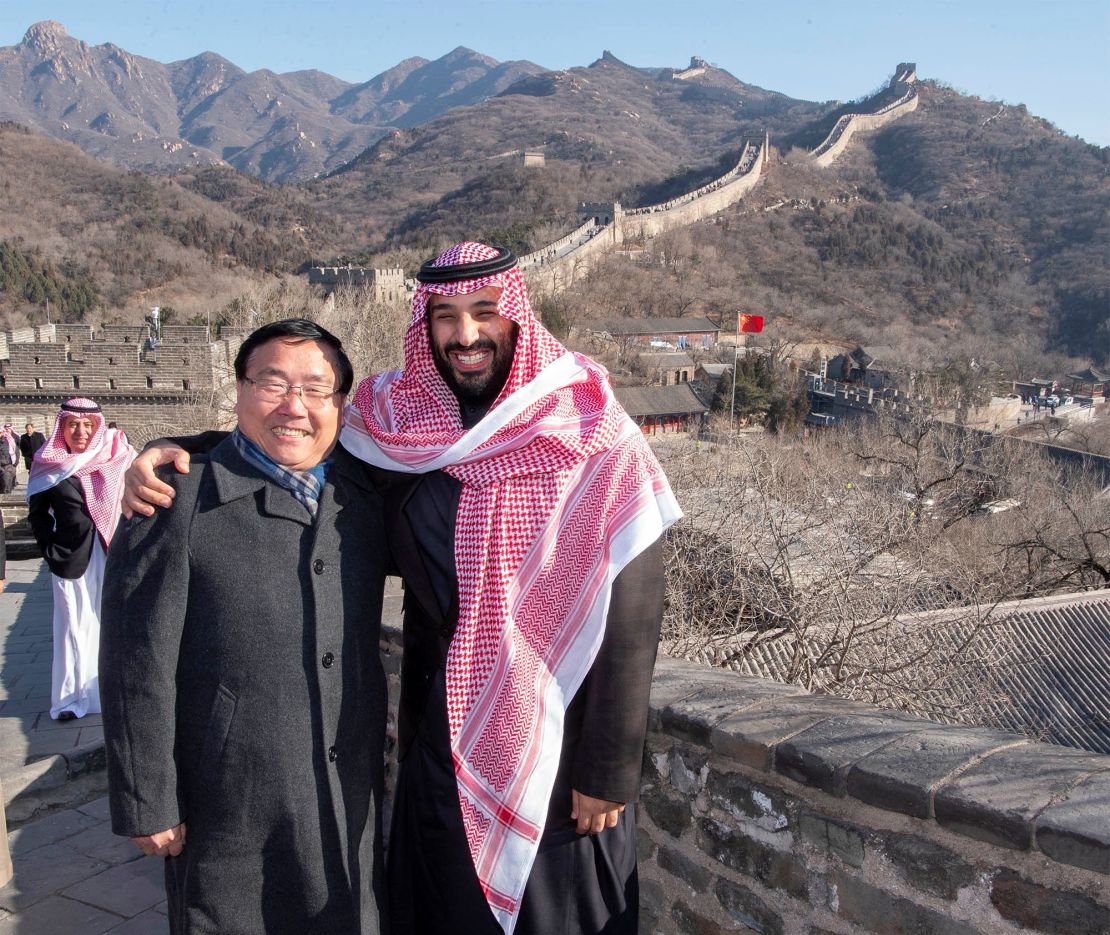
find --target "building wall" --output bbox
[0,324,243,444]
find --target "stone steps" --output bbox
[3,492,40,559]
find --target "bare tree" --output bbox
[657,419,1028,725]
[316,286,409,381]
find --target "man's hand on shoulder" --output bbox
[571,789,625,835]
[131,822,186,857]
[122,445,190,518]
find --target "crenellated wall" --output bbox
[812,72,920,168]
[621,138,766,241]
[524,136,767,298]
[0,323,244,443]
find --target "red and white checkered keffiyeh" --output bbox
[342,242,681,932]
[26,399,136,548]
[0,425,17,465]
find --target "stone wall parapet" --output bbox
[518,218,599,270]
[811,80,920,167]
[639,657,1109,933]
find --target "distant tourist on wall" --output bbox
[0,425,17,493]
[19,422,46,471]
[1,503,12,884]
[27,399,135,721]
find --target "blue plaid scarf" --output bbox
[232,429,325,519]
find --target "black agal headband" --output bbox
[60,400,102,414]
[416,245,517,284]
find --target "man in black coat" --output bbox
[102,320,388,935]
[343,242,680,935]
[19,422,46,470]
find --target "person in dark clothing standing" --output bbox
[0,424,18,493]
[19,423,47,471]
[341,242,680,935]
[102,321,389,935]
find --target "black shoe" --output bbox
[56,711,78,721]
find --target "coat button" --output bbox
[328,747,337,762]
[439,624,452,638]
[322,652,334,668]
[313,559,325,574]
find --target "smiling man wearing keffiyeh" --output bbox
[341,241,682,935]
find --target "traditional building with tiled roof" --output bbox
[1067,367,1109,399]
[615,384,709,435]
[595,317,720,350]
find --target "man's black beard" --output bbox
[432,337,515,405]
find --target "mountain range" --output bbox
[0,21,546,181]
[0,21,1106,368]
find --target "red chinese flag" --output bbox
[738,314,764,333]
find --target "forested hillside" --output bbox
[1,46,1106,372]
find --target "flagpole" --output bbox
[730,310,739,432]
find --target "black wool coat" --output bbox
[101,438,389,935]
[28,477,96,579]
[19,431,45,461]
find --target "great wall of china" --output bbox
[0,65,921,435]
[4,62,1108,929]
[518,63,919,297]
[811,63,919,167]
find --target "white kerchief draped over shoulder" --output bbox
[27,398,136,548]
[341,242,681,933]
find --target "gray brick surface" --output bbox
[658,671,805,745]
[61,858,167,918]
[103,908,171,934]
[847,728,1027,818]
[648,659,710,730]
[934,745,1110,850]
[708,695,874,771]
[990,870,1110,935]
[832,871,979,935]
[7,807,101,856]
[63,822,145,866]
[0,895,124,935]
[0,841,109,911]
[1033,771,1110,874]
[775,713,930,796]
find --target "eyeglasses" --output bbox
[243,377,340,408]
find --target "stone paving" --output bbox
[1,558,105,792]
[2,554,169,932]
[0,795,169,933]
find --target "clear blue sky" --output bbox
[3,0,1107,145]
